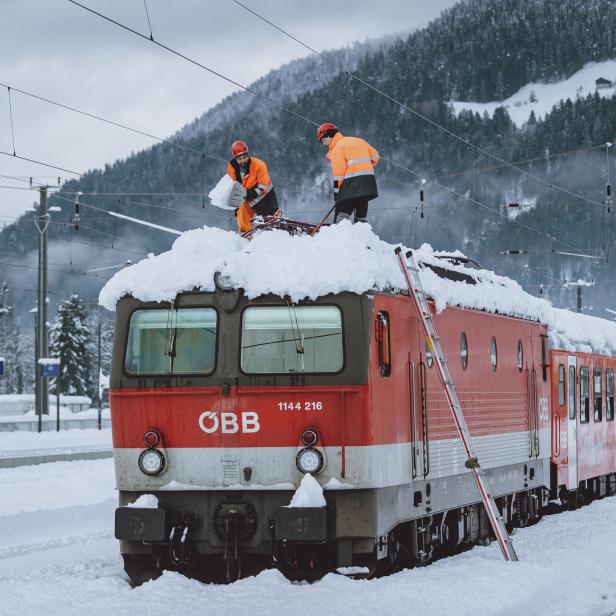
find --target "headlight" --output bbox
[138,448,166,476]
[296,447,323,475]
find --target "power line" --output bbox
[67,0,319,127]
[0,81,225,165]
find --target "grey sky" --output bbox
[0,0,458,219]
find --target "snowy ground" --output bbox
[2,457,616,615]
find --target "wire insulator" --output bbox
[419,189,425,219]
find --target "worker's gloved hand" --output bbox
[246,187,258,201]
[234,208,238,217]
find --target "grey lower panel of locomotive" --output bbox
[117,458,548,561]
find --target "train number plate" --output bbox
[277,401,323,411]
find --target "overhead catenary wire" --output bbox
[67,0,319,127]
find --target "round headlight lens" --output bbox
[296,447,323,475]
[138,448,165,476]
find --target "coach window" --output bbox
[517,340,523,371]
[579,367,590,423]
[490,337,497,371]
[594,368,603,422]
[460,332,468,370]
[558,364,565,406]
[607,369,614,421]
[125,307,217,375]
[568,365,576,420]
[241,305,343,374]
[376,311,391,377]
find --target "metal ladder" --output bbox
[394,247,519,562]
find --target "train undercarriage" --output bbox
[116,470,616,586]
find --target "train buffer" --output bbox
[394,246,519,563]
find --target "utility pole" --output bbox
[97,320,102,430]
[35,186,50,428]
[563,279,594,314]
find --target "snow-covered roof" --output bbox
[99,222,616,357]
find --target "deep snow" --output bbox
[99,222,616,356]
[1,457,616,615]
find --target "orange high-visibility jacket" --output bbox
[325,132,380,204]
[227,156,278,232]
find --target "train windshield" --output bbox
[241,305,343,374]
[125,308,217,375]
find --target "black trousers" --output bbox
[334,198,369,222]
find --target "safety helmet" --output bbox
[317,122,338,142]
[231,140,249,157]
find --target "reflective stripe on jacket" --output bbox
[325,132,380,204]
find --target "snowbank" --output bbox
[99,222,616,356]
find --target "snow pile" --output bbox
[127,494,158,509]
[99,221,405,309]
[450,59,616,127]
[99,222,616,356]
[288,474,326,508]
[208,175,236,211]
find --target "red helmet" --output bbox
[231,140,249,157]
[317,122,338,142]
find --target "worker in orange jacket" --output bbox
[227,140,280,233]
[317,122,380,223]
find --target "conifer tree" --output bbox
[49,293,93,397]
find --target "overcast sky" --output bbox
[0,0,458,220]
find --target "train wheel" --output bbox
[122,554,163,587]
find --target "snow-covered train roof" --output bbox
[99,222,616,357]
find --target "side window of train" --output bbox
[460,332,468,370]
[594,368,603,422]
[517,340,523,372]
[558,364,565,406]
[490,336,497,371]
[579,367,589,423]
[607,369,614,421]
[568,365,576,420]
[376,311,391,377]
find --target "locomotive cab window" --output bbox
[580,367,590,423]
[125,308,217,375]
[607,368,614,421]
[558,364,565,406]
[376,311,391,377]
[594,368,603,422]
[241,305,343,374]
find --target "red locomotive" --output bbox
[107,227,616,584]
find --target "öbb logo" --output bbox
[198,411,260,434]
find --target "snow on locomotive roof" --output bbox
[99,221,616,356]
